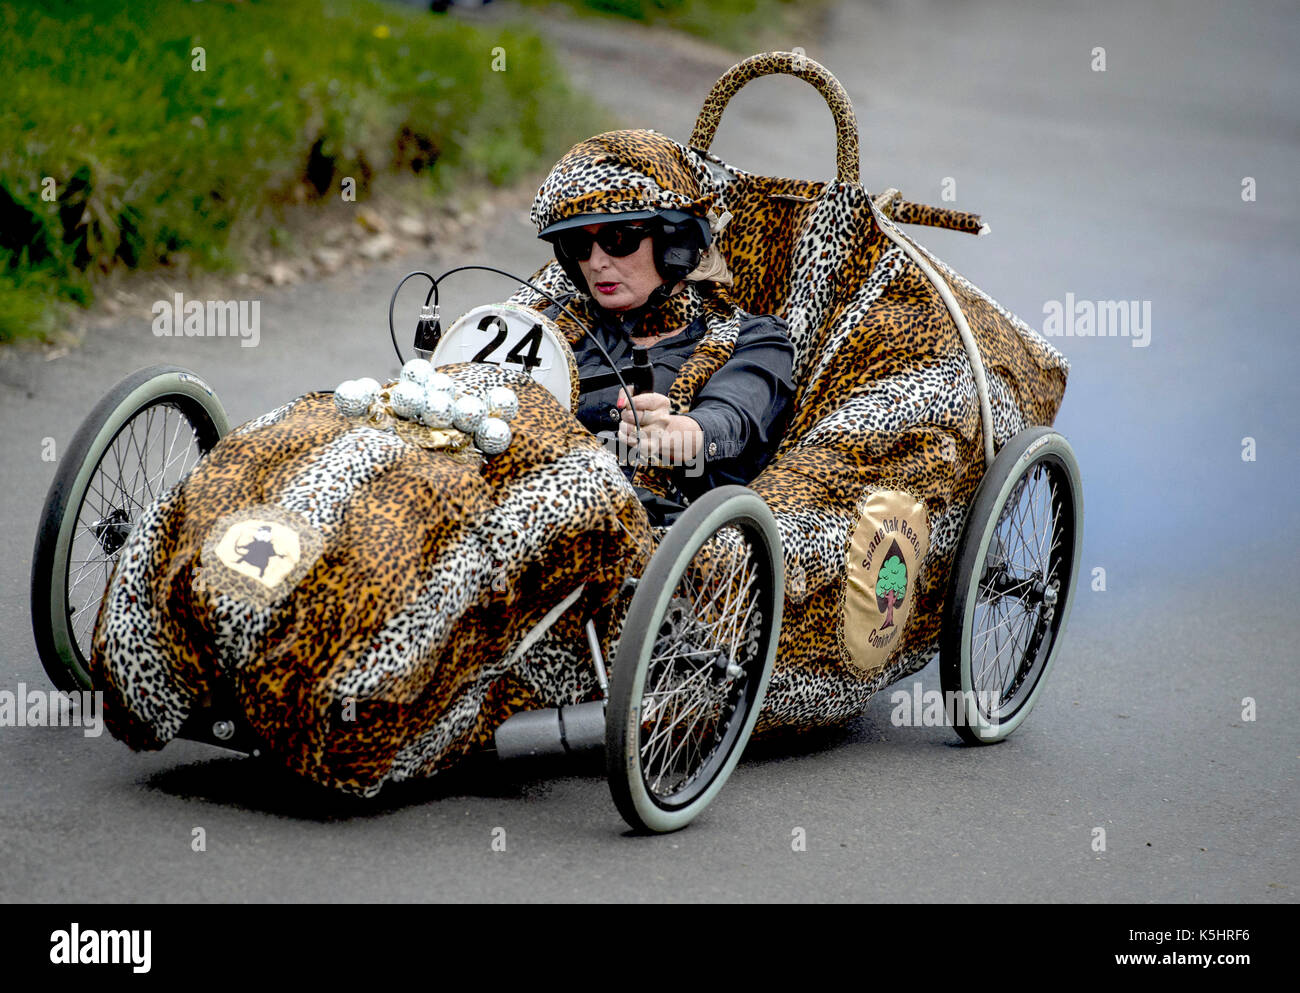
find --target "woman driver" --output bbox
[525,130,796,525]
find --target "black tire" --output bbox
[606,486,783,833]
[31,366,229,691]
[941,427,1083,744]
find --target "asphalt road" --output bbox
[1,0,1295,902]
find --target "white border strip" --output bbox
[503,584,586,668]
[870,202,996,467]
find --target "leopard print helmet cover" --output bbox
[530,129,720,236]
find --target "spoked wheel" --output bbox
[941,427,1083,744]
[31,366,229,691]
[606,486,783,833]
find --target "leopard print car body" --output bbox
[91,364,652,795]
[92,55,1068,791]
[723,164,1063,733]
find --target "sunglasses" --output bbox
[555,222,655,262]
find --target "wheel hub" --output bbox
[91,507,133,556]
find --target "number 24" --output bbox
[472,316,543,370]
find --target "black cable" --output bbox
[388,269,436,366]
[400,263,645,439]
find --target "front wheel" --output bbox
[606,486,783,833]
[30,366,229,691]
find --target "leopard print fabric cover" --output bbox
[530,129,719,232]
[516,128,1068,735]
[91,120,1067,792]
[885,197,986,236]
[90,364,652,796]
[688,50,861,185]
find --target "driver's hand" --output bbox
[617,391,702,465]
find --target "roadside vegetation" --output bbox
[0,0,592,343]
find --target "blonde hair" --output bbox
[685,210,733,287]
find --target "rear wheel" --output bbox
[606,486,783,833]
[941,428,1082,744]
[31,366,229,690]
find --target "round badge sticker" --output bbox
[843,489,930,676]
[195,505,324,608]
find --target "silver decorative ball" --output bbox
[486,385,519,422]
[421,389,456,429]
[452,393,488,434]
[426,371,456,396]
[354,377,380,402]
[389,380,427,421]
[334,380,371,417]
[475,416,513,455]
[400,358,433,385]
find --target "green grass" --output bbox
[516,0,818,50]
[0,0,592,343]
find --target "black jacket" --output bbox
[546,296,796,524]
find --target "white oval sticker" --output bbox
[433,304,573,410]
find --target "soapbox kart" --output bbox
[30,53,1082,834]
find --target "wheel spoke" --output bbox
[59,400,209,664]
[965,452,1074,727]
[636,525,767,800]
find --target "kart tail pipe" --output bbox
[494,701,605,760]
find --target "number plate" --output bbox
[433,304,573,410]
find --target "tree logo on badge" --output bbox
[874,540,908,630]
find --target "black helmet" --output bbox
[538,208,711,298]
